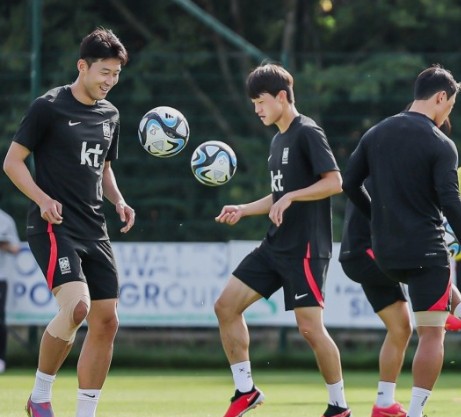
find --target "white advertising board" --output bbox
[5,241,386,329]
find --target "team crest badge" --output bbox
[103,121,111,139]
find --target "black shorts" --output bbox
[28,233,119,300]
[340,252,406,313]
[233,243,329,311]
[380,264,451,312]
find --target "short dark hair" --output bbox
[414,64,459,100]
[246,63,294,103]
[80,27,128,67]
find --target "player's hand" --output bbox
[116,201,135,233]
[39,197,63,224]
[269,195,292,227]
[215,205,243,225]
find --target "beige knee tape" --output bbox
[47,281,90,342]
[414,311,448,327]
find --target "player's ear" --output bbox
[436,90,446,105]
[77,59,89,73]
[277,90,287,103]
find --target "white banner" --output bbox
[5,241,385,329]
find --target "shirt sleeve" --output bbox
[302,125,339,175]
[13,98,51,151]
[342,137,372,219]
[434,139,461,241]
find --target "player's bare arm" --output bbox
[215,194,273,225]
[102,161,135,233]
[3,142,63,224]
[269,170,342,227]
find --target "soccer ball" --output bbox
[443,217,461,260]
[191,140,237,186]
[138,106,189,157]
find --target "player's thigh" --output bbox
[28,233,86,289]
[216,275,263,314]
[81,240,119,300]
[294,305,324,332]
[377,300,412,333]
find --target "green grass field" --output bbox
[1,369,460,417]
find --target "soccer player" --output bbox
[342,64,461,417]
[215,63,351,417]
[339,181,411,417]
[0,203,21,374]
[3,27,135,417]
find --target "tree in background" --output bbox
[1,0,461,241]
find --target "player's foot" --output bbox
[321,404,352,417]
[223,386,264,417]
[25,396,54,417]
[371,402,407,417]
[445,314,461,331]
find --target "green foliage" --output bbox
[1,0,461,243]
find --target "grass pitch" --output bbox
[1,369,460,417]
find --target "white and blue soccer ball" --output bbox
[443,217,461,260]
[138,106,189,157]
[191,140,237,186]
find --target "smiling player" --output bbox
[3,27,135,417]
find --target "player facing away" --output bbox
[343,64,461,417]
[3,28,135,417]
[339,181,412,417]
[214,63,351,417]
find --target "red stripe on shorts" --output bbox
[303,243,324,308]
[366,248,375,260]
[46,223,58,289]
[428,280,451,311]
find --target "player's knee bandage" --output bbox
[414,311,448,327]
[47,281,90,343]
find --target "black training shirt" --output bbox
[13,85,120,240]
[263,115,340,258]
[343,111,461,269]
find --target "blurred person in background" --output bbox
[0,196,21,374]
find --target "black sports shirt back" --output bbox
[339,201,371,262]
[13,85,120,240]
[343,111,461,269]
[264,115,340,258]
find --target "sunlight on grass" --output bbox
[1,369,460,417]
